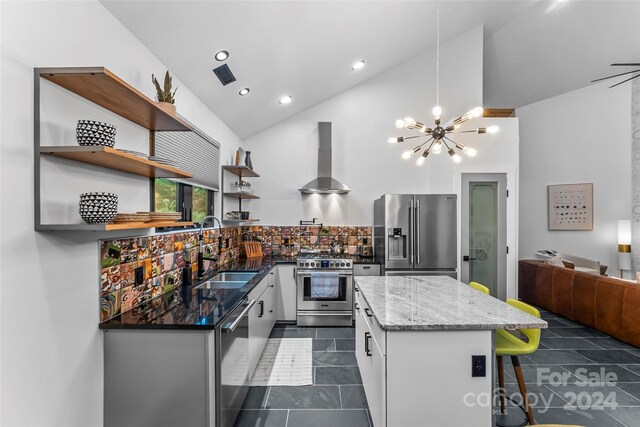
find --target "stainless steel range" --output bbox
[296,254,354,326]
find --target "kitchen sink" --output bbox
[195,280,248,290]
[210,272,257,282]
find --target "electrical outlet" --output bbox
[472,355,486,377]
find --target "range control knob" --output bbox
[346,262,351,267]
[340,262,345,267]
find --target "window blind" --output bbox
[154,128,220,191]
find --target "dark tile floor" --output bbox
[235,308,640,427]
[235,325,370,427]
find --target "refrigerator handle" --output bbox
[416,199,421,264]
[408,199,414,264]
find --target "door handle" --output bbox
[258,300,264,317]
[408,200,414,264]
[222,299,256,333]
[293,267,296,278]
[463,255,478,262]
[415,200,421,264]
[355,302,360,310]
[364,307,373,317]
[364,332,372,356]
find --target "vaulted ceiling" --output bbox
[102,0,640,139]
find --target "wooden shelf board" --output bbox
[222,219,260,224]
[483,108,515,118]
[39,67,192,131]
[40,146,192,179]
[36,221,193,232]
[223,192,260,200]
[221,165,260,177]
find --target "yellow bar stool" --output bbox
[496,299,542,425]
[469,281,490,295]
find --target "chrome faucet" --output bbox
[198,215,222,278]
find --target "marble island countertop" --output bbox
[355,275,548,331]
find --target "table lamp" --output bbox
[618,220,632,278]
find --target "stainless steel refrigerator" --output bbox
[374,194,457,277]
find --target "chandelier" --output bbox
[388,0,499,166]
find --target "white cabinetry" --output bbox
[355,293,386,427]
[354,263,380,276]
[355,291,493,427]
[276,265,297,321]
[248,270,277,377]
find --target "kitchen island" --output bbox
[354,275,547,427]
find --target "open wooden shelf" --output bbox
[40,146,192,179]
[39,67,192,131]
[222,192,260,200]
[483,108,515,118]
[222,219,260,224]
[221,165,260,178]
[36,221,194,232]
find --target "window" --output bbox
[154,178,177,213]
[153,179,214,224]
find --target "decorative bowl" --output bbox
[79,192,118,224]
[76,120,116,148]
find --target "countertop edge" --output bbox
[356,276,548,332]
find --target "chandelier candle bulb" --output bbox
[388,137,403,144]
[432,105,442,120]
[401,150,414,160]
[416,156,426,166]
[463,147,477,157]
[487,125,500,134]
[432,141,442,154]
[395,119,406,129]
[404,116,417,127]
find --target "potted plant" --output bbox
[152,70,178,115]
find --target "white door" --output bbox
[461,173,507,300]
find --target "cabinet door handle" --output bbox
[258,300,264,317]
[363,266,371,269]
[355,302,360,310]
[355,286,360,292]
[293,267,296,278]
[270,284,274,287]
[364,332,372,356]
[364,307,373,317]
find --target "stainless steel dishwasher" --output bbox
[216,298,256,427]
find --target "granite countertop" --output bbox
[355,275,548,331]
[99,256,296,330]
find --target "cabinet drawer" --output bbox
[357,294,386,355]
[248,270,273,300]
[354,264,380,276]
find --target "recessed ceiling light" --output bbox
[215,50,229,61]
[239,88,250,96]
[352,60,366,71]
[279,95,292,105]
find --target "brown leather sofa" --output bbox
[519,259,640,347]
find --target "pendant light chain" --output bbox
[436,0,440,107]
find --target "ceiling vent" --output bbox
[212,64,236,86]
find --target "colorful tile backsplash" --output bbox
[99,225,372,321]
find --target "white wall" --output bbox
[243,27,489,225]
[0,1,241,426]
[516,81,631,275]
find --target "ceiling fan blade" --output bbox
[591,69,640,83]
[609,72,640,89]
[611,63,640,66]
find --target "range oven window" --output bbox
[301,275,349,302]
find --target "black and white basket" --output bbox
[76,120,117,148]
[79,192,118,224]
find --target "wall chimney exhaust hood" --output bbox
[299,122,351,194]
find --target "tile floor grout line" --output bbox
[338,385,343,409]
[604,408,631,427]
[264,386,272,409]
[285,409,290,427]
